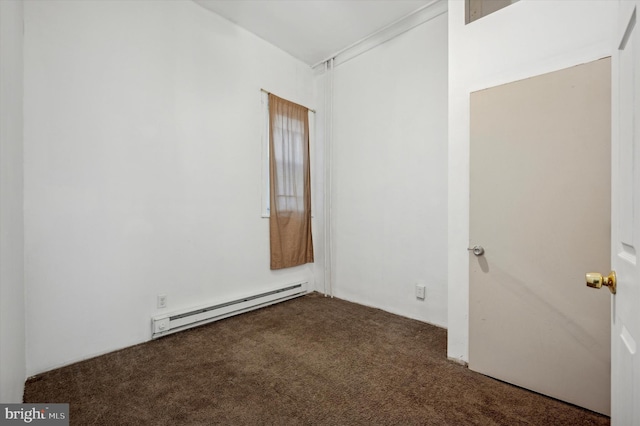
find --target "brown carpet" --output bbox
[24,292,609,425]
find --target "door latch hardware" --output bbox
[467,246,485,256]
[585,271,616,294]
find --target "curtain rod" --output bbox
[261,88,316,113]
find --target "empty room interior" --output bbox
[1,0,639,424]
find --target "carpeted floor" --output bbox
[24,292,609,425]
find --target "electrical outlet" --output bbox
[415,284,426,300]
[157,294,167,309]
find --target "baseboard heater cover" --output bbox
[151,282,308,339]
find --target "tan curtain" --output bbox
[269,94,314,269]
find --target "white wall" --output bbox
[23,0,318,376]
[448,0,616,362]
[0,0,26,402]
[331,13,448,327]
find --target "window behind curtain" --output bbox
[268,94,314,270]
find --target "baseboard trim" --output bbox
[447,356,469,367]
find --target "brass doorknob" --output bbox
[586,271,616,294]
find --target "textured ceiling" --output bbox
[194,0,432,66]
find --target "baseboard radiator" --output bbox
[151,282,308,339]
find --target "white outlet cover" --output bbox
[157,294,167,308]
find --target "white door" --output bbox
[610,1,640,424]
[469,59,612,415]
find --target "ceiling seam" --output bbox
[310,0,447,69]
